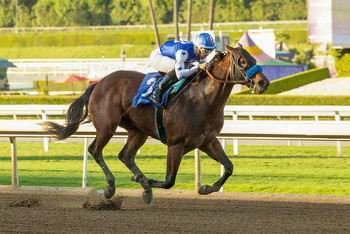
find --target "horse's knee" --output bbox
[88,141,103,163]
[226,162,234,176]
[118,153,134,168]
[88,142,95,156]
[118,152,126,163]
[91,150,103,164]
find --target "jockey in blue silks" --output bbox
[148,32,216,106]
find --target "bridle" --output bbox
[171,49,262,101]
[205,50,260,87]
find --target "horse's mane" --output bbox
[208,47,241,68]
[205,49,230,75]
[209,50,226,67]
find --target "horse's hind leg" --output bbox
[198,137,233,195]
[88,129,116,199]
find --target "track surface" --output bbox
[1,187,349,233]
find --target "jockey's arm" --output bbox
[174,50,199,80]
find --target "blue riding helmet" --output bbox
[194,33,216,50]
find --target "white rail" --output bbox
[3,104,350,120]
[2,104,350,192]
[7,58,155,77]
[1,118,350,191]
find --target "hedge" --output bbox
[0,95,79,104]
[1,94,350,106]
[237,67,330,94]
[333,52,350,77]
[0,32,169,47]
[226,95,350,105]
[0,30,306,50]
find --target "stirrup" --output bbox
[148,88,162,105]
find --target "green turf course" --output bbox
[1,142,349,196]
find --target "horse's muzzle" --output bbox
[252,71,269,94]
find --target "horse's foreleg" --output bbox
[118,131,152,203]
[118,130,147,175]
[145,144,184,189]
[122,141,184,203]
[198,138,233,195]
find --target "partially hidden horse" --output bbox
[42,45,270,204]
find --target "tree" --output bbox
[86,0,112,25]
[148,0,160,46]
[110,0,146,25]
[279,0,306,20]
[1,0,307,27]
[208,0,215,30]
[154,0,173,24]
[174,0,179,40]
[214,0,250,22]
[186,0,192,41]
[0,0,15,27]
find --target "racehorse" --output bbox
[42,45,269,204]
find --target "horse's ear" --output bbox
[225,45,234,53]
[237,43,243,48]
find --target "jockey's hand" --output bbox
[198,62,210,70]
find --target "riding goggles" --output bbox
[199,48,214,55]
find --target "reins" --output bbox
[205,69,248,85]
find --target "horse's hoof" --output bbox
[104,186,115,199]
[142,188,153,204]
[198,185,213,195]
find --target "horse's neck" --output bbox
[197,56,234,115]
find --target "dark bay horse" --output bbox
[42,45,269,204]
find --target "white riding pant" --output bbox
[149,48,176,73]
[149,48,199,80]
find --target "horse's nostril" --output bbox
[258,79,269,87]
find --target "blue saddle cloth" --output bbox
[132,72,185,109]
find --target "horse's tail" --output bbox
[41,83,97,140]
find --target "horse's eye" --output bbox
[239,58,248,68]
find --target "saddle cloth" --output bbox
[132,72,185,109]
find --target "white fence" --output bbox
[8,58,155,78]
[1,105,350,192]
[3,104,350,121]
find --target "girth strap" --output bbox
[154,106,167,144]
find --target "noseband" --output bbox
[205,50,262,86]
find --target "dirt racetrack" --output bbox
[1,186,349,233]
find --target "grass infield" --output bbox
[0,141,349,196]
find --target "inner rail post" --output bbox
[10,137,19,187]
[194,148,201,192]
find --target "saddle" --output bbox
[132,72,187,109]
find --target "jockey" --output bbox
[148,32,216,105]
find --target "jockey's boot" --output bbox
[149,70,178,106]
